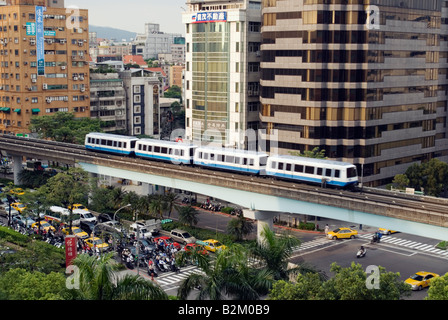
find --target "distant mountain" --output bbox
[89,25,137,42]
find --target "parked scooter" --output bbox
[356,246,366,258]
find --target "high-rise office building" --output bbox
[260,0,448,186]
[0,0,90,135]
[182,0,262,149]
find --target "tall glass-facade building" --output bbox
[260,0,448,186]
[182,0,262,148]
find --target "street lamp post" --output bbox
[113,204,131,253]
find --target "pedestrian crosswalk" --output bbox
[358,233,448,257]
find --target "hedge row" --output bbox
[0,226,30,246]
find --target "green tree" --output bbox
[177,244,273,300]
[64,252,168,300]
[405,159,448,197]
[226,215,254,241]
[38,167,90,233]
[0,268,65,300]
[0,241,65,274]
[164,192,179,218]
[426,272,448,300]
[178,205,199,227]
[249,226,303,281]
[29,112,103,144]
[392,174,410,190]
[149,194,167,220]
[268,262,411,300]
[289,147,327,159]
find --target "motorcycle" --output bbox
[371,232,382,244]
[356,248,366,258]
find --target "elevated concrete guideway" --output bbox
[1,134,448,241]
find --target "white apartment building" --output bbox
[182,0,262,149]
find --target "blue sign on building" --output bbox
[192,11,227,23]
[36,6,45,76]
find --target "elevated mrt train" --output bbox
[85,132,359,188]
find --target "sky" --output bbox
[66,0,187,35]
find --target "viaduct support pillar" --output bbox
[12,155,22,186]
[243,209,275,244]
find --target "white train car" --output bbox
[85,132,138,156]
[266,155,358,188]
[194,146,268,175]
[135,139,197,164]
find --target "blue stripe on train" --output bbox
[194,161,260,174]
[85,145,133,155]
[265,171,355,187]
[135,153,191,164]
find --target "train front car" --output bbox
[193,146,268,175]
[85,132,138,156]
[134,139,197,165]
[266,155,359,188]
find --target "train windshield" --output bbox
[347,167,357,178]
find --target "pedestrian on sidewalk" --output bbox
[324,224,329,235]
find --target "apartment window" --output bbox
[133,95,141,103]
[133,85,141,93]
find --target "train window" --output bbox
[317,168,323,175]
[204,153,209,160]
[107,140,113,146]
[161,147,168,154]
[243,158,248,165]
[190,149,194,157]
[334,170,340,178]
[148,146,152,152]
[305,166,314,174]
[96,139,100,145]
[210,153,215,160]
[271,161,276,169]
[154,146,160,153]
[249,158,254,166]
[118,142,122,148]
[294,165,304,173]
[286,163,292,171]
[235,157,240,164]
[260,157,267,165]
[123,142,127,149]
[131,141,136,148]
[217,154,224,162]
[198,152,203,158]
[142,145,147,151]
[226,156,234,163]
[113,141,118,147]
[278,163,284,170]
[324,169,332,177]
[181,150,185,157]
[347,168,357,178]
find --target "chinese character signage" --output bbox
[192,11,227,23]
[65,235,77,267]
[26,22,36,36]
[35,6,46,76]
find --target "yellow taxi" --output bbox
[31,221,56,233]
[378,228,397,235]
[11,202,26,213]
[9,188,25,196]
[327,227,358,240]
[68,204,89,211]
[202,239,227,253]
[85,237,109,252]
[62,226,89,240]
[405,271,440,291]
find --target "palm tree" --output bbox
[149,194,167,219]
[64,252,168,300]
[227,216,254,241]
[178,205,199,227]
[250,226,327,282]
[164,192,179,218]
[177,244,273,300]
